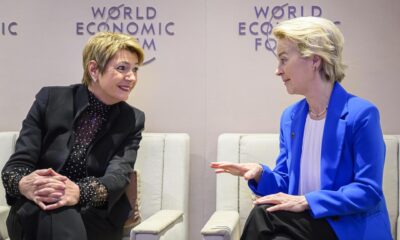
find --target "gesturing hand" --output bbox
[210,162,263,181]
[254,192,309,212]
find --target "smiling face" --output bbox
[275,39,315,96]
[88,49,139,105]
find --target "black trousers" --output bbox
[6,200,123,240]
[241,205,337,240]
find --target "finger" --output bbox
[210,161,231,165]
[34,198,48,210]
[214,169,228,174]
[35,181,66,191]
[213,162,236,169]
[35,169,53,176]
[47,169,67,179]
[36,196,60,204]
[209,162,219,167]
[46,168,59,175]
[44,200,66,211]
[35,188,65,197]
[36,168,58,176]
[210,162,227,168]
[36,191,64,199]
[48,191,65,198]
[255,198,282,205]
[265,203,284,212]
[36,169,68,180]
[34,177,67,186]
[266,202,295,212]
[37,175,68,182]
[51,175,68,181]
[254,195,282,205]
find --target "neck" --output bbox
[306,80,334,115]
[88,83,114,105]
[309,107,327,119]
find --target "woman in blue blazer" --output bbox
[211,17,391,240]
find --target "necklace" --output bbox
[309,107,327,118]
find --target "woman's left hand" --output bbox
[254,192,309,213]
[37,178,80,211]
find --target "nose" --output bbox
[275,67,283,76]
[125,71,137,82]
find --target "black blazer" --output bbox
[2,84,145,227]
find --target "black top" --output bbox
[3,90,111,207]
[1,84,144,227]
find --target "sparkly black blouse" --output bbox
[2,90,111,208]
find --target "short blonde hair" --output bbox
[273,17,346,82]
[82,32,145,86]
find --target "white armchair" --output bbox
[130,133,190,240]
[0,131,18,240]
[0,132,189,240]
[201,133,400,240]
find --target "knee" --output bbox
[252,204,274,213]
[249,204,270,218]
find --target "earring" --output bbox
[91,75,97,83]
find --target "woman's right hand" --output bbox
[210,162,263,182]
[19,168,67,210]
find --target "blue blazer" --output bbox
[249,82,392,240]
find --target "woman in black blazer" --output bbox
[2,32,145,240]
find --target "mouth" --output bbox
[118,85,132,92]
[283,78,290,84]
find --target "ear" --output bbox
[312,55,322,70]
[88,60,99,81]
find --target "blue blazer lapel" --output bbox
[321,82,349,189]
[288,100,308,194]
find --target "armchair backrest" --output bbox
[135,133,190,235]
[0,132,19,206]
[216,133,399,238]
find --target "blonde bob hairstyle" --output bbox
[272,17,346,82]
[82,32,145,86]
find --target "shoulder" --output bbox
[36,84,82,98]
[118,102,144,118]
[347,94,378,113]
[345,94,381,127]
[281,98,307,120]
[117,102,145,127]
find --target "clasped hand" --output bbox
[210,161,309,212]
[19,168,80,211]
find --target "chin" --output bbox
[119,95,129,102]
[285,88,294,95]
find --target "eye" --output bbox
[132,66,139,73]
[280,58,287,65]
[116,65,126,71]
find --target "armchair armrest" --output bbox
[201,210,240,240]
[131,210,183,240]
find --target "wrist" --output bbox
[254,164,263,182]
[18,176,27,195]
[301,195,309,209]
